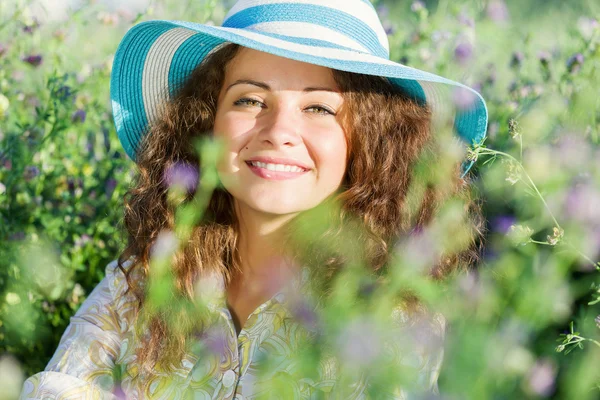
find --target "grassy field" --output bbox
[1,0,599,398]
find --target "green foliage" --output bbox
[1,0,600,399]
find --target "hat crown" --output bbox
[222,0,390,59]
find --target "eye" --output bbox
[234,97,264,108]
[306,105,336,116]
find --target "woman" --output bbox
[21,0,487,398]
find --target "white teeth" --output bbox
[249,161,305,173]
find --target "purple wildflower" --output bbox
[105,178,117,198]
[376,5,389,19]
[564,182,600,224]
[491,215,517,234]
[56,86,73,101]
[383,21,396,36]
[486,0,509,23]
[452,87,477,110]
[71,109,86,123]
[23,166,40,181]
[454,41,473,64]
[538,51,551,67]
[23,19,40,34]
[566,53,584,74]
[337,318,382,366]
[526,359,556,397]
[164,161,200,193]
[290,297,319,332]
[74,234,92,248]
[22,54,43,67]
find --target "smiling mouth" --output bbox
[245,160,309,173]
[245,161,310,180]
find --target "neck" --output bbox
[234,201,298,283]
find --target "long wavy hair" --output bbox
[116,42,485,379]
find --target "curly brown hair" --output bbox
[116,42,485,381]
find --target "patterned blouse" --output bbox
[20,259,445,399]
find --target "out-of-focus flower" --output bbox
[452,87,477,110]
[164,161,200,193]
[383,21,395,35]
[289,297,319,332]
[565,182,600,224]
[0,93,9,118]
[595,315,600,329]
[23,18,40,34]
[508,224,534,246]
[56,85,73,101]
[454,41,473,64]
[198,325,230,358]
[22,54,43,67]
[376,5,389,19]
[538,51,551,67]
[411,1,425,13]
[337,317,382,366]
[526,358,556,397]
[510,51,524,69]
[491,215,517,234]
[0,182,6,195]
[71,109,86,123]
[23,166,40,181]
[486,0,509,23]
[150,230,179,260]
[112,384,127,400]
[74,234,92,248]
[577,17,599,40]
[566,53,584,74]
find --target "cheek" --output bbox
[315,128,348,177]
[213,114,253,159]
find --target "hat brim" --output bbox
[110,20,487,176]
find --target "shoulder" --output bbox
[103,258,137,297]
[100,257,141,330]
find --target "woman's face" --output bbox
[213,47,348,218]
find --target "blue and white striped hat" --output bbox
[110,0,488,176]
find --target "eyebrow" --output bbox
[225,79,340,94]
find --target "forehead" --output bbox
[223,47,339,90]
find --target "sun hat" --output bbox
[110,0,488,177]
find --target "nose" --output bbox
[256,104,302,148]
